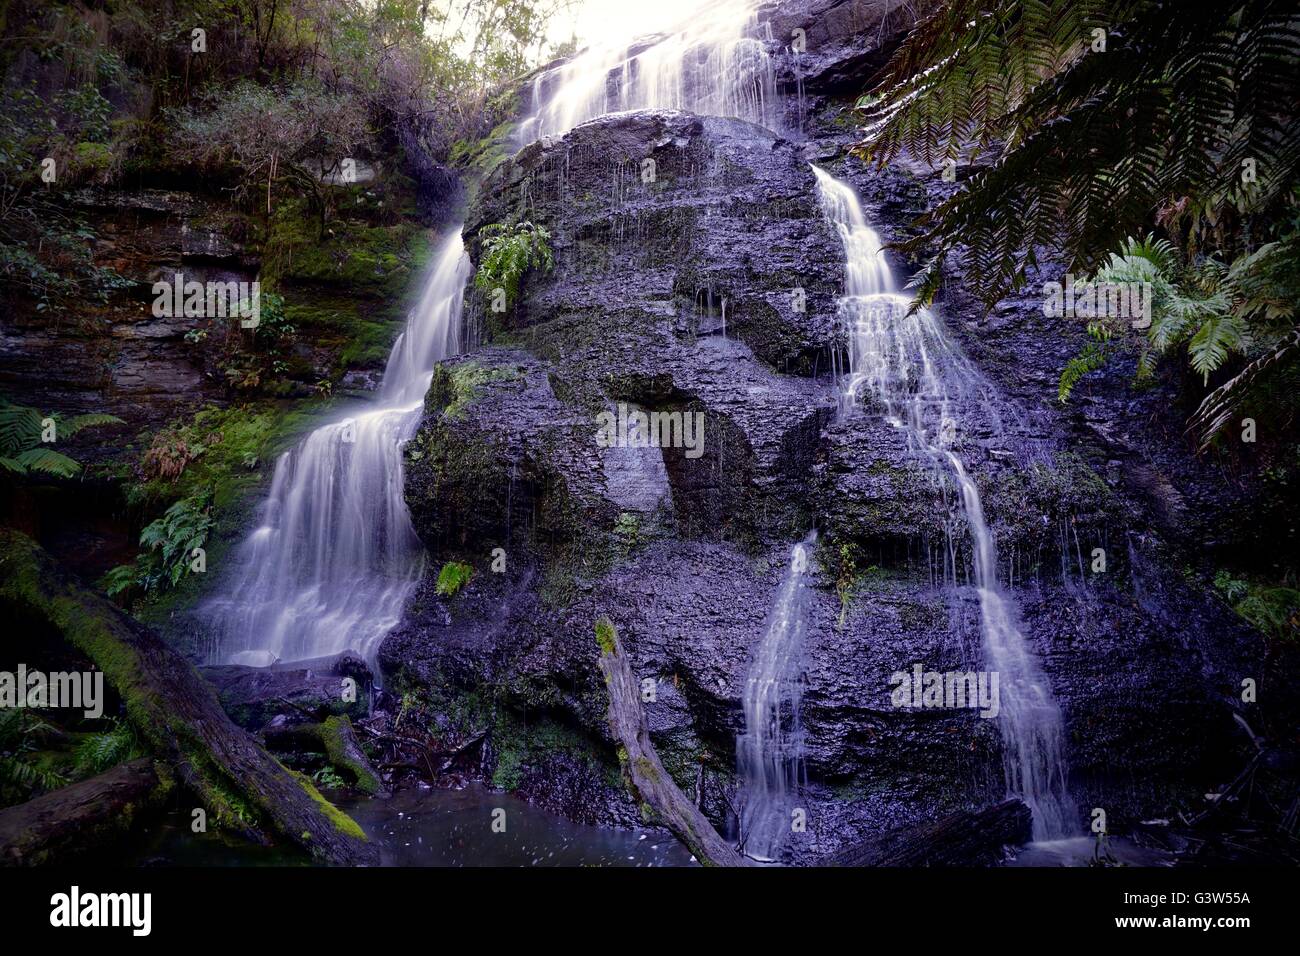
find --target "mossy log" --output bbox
[594,617,746,867]
[263,716,383,795]
[0,529,376,865]
[824,798,1033,866]
[0,758,169,866]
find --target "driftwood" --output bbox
[0,758,168,866]
[594,617,746,867]
[0,529,376,865]
[826,798,1032,866]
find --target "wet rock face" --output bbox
[0,189,243,463]
[761,0,923,96]
[391,16,1286,860]
[410,111,840,553]
[470,109,844,376]
[403,347,618,557]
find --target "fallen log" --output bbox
[0,529,376,865]
[825,798,1033,866]
[200,655,369,731]
[0,758,169,866]
[594,616,746,867]
[263,716,383,795]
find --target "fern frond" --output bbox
[13,448,82,477]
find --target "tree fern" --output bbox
[0,399,122,477]
[857,0,1300,309]
[1189,312,1249,380]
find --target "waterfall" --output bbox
[518,0,775,142]
[201,231,471,667]
[811,166,1076,840]
[737,531,817,861]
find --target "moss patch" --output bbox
[594,616,617,655]
[319,716,380,796]
[288,768,367,840]
[435,560,474,597]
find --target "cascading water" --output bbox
[201,231,470,667]
[811,166,1077,840]
[518,0,775,142]
[736,532,817,861]
[202,3,778,671]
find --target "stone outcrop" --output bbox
[388,31,1283,865]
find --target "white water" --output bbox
[202,232,470,667]
[812,166,1076,839]
[518,0,775,142]
[737,532,817,861]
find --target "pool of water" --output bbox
[1007,835,1175,867]
[126,783,697,867]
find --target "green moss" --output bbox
[450,109,520,202]
[319,716,381,795]
[487,712,608,793]
[71,140,113,173]
[491,746,524,790]
[435,560,474,597]
[426,361,524,420]
[281,295,399,373]
[594,616,617,655]
[288,769,367,840]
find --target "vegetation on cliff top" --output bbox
[858,0,1300,449]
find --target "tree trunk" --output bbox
[825,798,1033,866]
[0,529,376,865]
[0,759,168,866]
[263,716,383,795]
[594,617,747,867]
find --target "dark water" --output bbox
[337,785,696,866]
[126,783,696,867]
[1008,836,1174,867]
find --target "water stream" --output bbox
[811,166,1077,840]
[201,232,470,667]
[736,532,817,861]
[195,0,1077,859]
[518,0,775,142]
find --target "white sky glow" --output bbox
[549,0,705,50]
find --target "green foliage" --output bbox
[73,719,145,776]
[312,766,347,789]
[106,493,214,596]
[219,291,296,392]
[833,542,858,629]
[435,560,474,597]
[170,79,369,211]
[473,221,554,308]
[0,709,66,806]
[859,0,1300,311]
[1214,570,1300,642]
[0,86,128,308]
[1067,227,1300,442]
[1058,322,1118,403]
[1,0,571,311]
[0,400,122,478]
[614,512,642,548]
